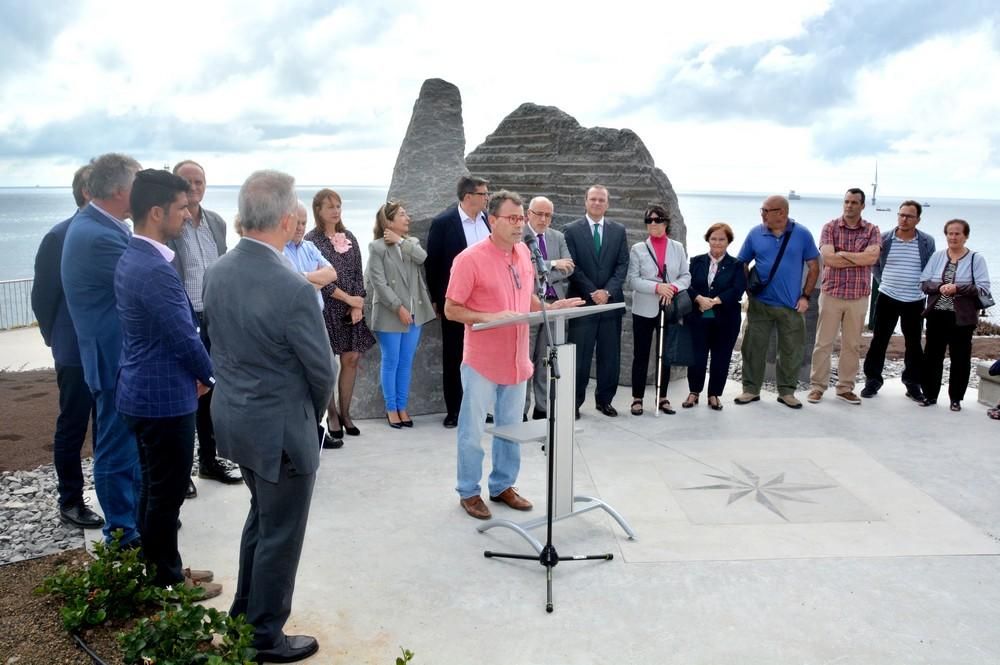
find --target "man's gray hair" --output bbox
[239,170,297,232]
[487,189,523,217]
[87,153,141,200]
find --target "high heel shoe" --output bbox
[341,412,360,436]
[386,413,402,429]
[326,417,344,439]
[708,396,723,411]
[681,393,699,408]
[398,412,414,427]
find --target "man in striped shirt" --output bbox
[861,201,936,400]
[808,188,881,405]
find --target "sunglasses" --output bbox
[644,216,667,224]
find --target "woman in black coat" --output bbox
[683,223,746,411]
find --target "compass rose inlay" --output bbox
[682,462,838,521]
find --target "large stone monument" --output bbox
[466,102,687,388]
[351,78,468,418]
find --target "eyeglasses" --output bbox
[760,207,782,214]
[528,209,552,219]
[644,216,666,224]
[508,264,522,290]
[495,214,526,224]
[897,213,918,220]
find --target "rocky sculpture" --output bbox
[466,103,687,388]
[351,78,468,418]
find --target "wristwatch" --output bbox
[800,292,810,300]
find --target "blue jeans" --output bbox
[456,364,526,499]
[93,389,141,544]
[376,324,422,411]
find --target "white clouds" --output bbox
[0,0,998,198]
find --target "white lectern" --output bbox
[473,302,637,552]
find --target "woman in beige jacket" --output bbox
[366,201,436,428]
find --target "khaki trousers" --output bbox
[809,292,869,394]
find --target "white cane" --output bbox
[654,305,666,418]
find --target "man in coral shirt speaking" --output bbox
[445,190,582,521]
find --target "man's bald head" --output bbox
[527,196,555,234]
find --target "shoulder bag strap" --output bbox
[644,242,666,281]
[765,222,795,284]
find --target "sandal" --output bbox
[987,407,1000,420]
[630,399,643,416]
[658,398,675,415]
[708,396,723,411]
[950,401,961,412]
[682,393,699,408]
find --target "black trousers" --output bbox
[687,313,740,397]
[863,293,925,387]
[569,311,623,407]
[231,456,315,650]
[53,364,95,509]
[194,311,217,465]
[922,309,974,402]
[630,313,671,400]
[124,413,195,586]
[441,317,465,417]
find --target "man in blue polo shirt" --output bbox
[735,195,819,408]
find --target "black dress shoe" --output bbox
[575,409,581,420]
[199,459,243,484]
[59,502,105,529]
[322,432,344,448]
[186,478,198,499]
[531,407,546,420]
[254,634,319,663]
[443,414,458,428]
[485,413,494,424]
[595,403,618,417]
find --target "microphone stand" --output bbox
[484,235,613,613]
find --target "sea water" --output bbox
[2,187,998,323]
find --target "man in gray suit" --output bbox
[523,196,574,420]
[203,170,335,663]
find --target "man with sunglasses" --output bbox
[861,200,935,400]
[445,190,582,520]
[736,195,819,409]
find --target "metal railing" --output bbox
[0,278,35,330]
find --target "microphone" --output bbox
[523,232,548,280]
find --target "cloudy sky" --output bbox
[1,0,998,198]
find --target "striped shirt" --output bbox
[820,217,880,300]
[878,234,924,302]
[178,210,220,312]
[933,260,959,311]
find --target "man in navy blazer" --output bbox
[61,152,143,546]
[563,185,630,416]
[114,169,219,594]
[426,175,491,428]
[30,164,103,530]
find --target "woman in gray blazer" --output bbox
[627,205,691,415]
[366,202,435,428]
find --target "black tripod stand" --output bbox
[484,238,613,613]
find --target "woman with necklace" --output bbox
[918,219,992,411]
[306,189,376,439]
[683,223,746,411]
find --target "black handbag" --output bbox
[664,320,696,366]
[643,242,693,323]
[748,223,795,296]
[972,252,995,311]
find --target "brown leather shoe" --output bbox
[489,487,533,511]
[182,576,223,600]
[460,495,492,520]
[183,568,214,583]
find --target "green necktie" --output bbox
[593,223,602,254]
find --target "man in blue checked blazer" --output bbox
[114,169,219,595]
[61,153,143,545]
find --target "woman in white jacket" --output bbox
[627,205,691,415]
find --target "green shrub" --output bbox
[118,601,256,665]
